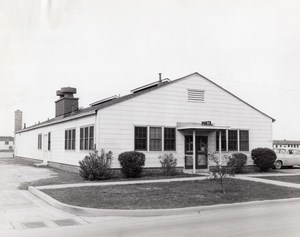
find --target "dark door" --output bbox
[184,136,193,169]
[196,136,208,169]
[184,135,208,169]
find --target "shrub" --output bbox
[79,149,113,180]
[118,151,145,178]
[227,153,248,174]
[158,153,177,176]
[251,148,277,171]
[209,152,234,194]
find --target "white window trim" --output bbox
[65,128,76,151]
[218,129,250,152]
[134,125,176,152]
[79,125,95,151]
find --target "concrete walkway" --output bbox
[234,175,300,189]
[0,158,125,231]
[34,171,300,191]
[3,155,300,230]
[36,176,209,190]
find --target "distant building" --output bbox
[0,136,14,151]
[14,73,275,173]
[273,140,300,149]
[15,110,23,132]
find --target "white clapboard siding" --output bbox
[97,73,273,168]
[15,115,96,166]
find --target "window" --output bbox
[65,129,76,150]
[216,130,226,151]
[38,134,42,150]
[164,128,176,151]
[4,140,8,145]
[150,127,162,151]
[185,136,193,153]
[48,132,51,151]
[188,89,205,102]
[89,126,94,150]
[80,126,94,150]
[239,130,249,151]
[228,130,238,151]
[134,127,147,150]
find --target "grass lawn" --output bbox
[257,175,300,184]
[42,178,300,209]
[0,157,201,190]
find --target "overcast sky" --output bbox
[0,0,300,140]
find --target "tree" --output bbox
[208,151,235,194]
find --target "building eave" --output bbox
[15,110,96,134]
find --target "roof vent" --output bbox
[188,89,205,102]
[131,78,171,94]
[90,95,119,107]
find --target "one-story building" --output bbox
[14,73,275,173]
[273,140,300,149]
[0,136,14,151]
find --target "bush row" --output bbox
[79,150,178,180]
[79,147,277,180]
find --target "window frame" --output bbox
[65,128,76,150]
[134,126,148,151]
[149,127,162,151]
[38,133,42,150]
[228,130,238,151]
[164,127,176,151]
[134,126,177,152]
[80,125,95,151]
[216,129,250,152]
[48,132,51,151]
[216,130,226,151]
[239,130,249,151]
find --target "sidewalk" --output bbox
[35,176,209,190]
[234,175,300,189]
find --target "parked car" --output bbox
[273,148,300,169]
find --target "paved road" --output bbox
[2,156,300,236]
[3,198,300,237]
[0,157,91,230]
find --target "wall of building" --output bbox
[15,114,96,166]
[96,74,273,168]
[15,74,273,170]
[0,141,14,150]
[273,144,300,149]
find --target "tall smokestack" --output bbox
[15,110,23,132]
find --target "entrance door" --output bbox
[196,136,208,169]
[185,135,208,169]
[43,134,48,164]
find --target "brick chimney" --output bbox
[55,87,79,117]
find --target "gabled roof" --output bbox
[0,136,13,141]
[87,72,275,122]
[192,73,276,122]
[15,72,275,133]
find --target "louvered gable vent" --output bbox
[188,89,205,102]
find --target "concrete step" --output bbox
[34,162,48,168]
